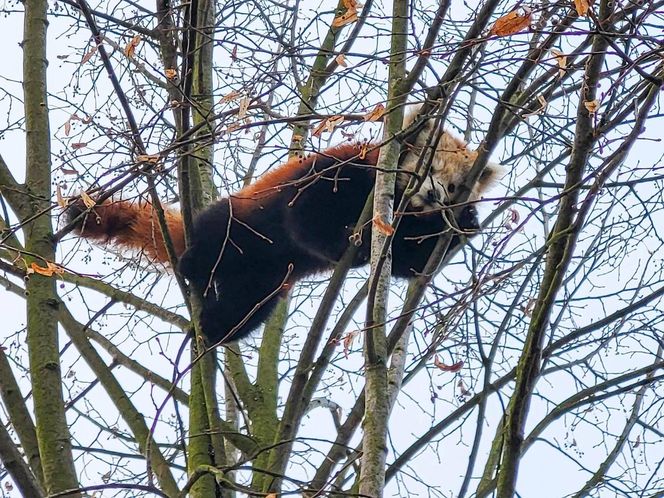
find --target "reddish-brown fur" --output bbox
[74,143,381,267]
[72,199,185,264]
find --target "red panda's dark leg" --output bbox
[391,205,480,278]
[194,267,291,344]
[391,210,447,278]
[179,196,324,344]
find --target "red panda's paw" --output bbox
[64,196,100,234]
[457,205,480,233]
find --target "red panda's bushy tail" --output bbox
[68,199,185,265]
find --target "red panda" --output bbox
[68,109,499,345]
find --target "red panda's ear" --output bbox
[478,162,503,192]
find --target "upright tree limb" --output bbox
[0,423,44,498]
[23,0,80,494]
[495,2,614,496]
[359,1,409,496]
[0,349,43,484]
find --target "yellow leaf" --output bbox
[312,115,344,137]
[359,142,369,159]
[80,192,96,209]
[574,0,593,16]
[30,261,65,277]
[124,35,141,58]
[164,68,177,79]
[489,9,532,37]
[56,186,66,208]
[372,214,395,236]
[335,53,347,67]
[584,99,600,114]
[363,103,385,122]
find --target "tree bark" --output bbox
[23,1,80,494]
[359,0,409,496]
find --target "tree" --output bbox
[0,0,663,497]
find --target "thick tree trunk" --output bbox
[23,0,80,495]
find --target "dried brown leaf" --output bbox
[490,9,532,37]
[584,99,600,114]
[434,356,464,373]
[550,49,567,78]
[372,214,395,235]
[238,97,250,119]
[332,8,358,28]
[30,261,65,277]
[342,331,358,358]
[81,46,97,64]
[220,90,241,104]
[80,192,96,209]
[164,68,177,79]
[509,208,520,225]
[574,0,592,16]
[124,35,141,58]
[335,53,347,67]
[312,115,344,137]
[56,186,66,208]
[136,154,161,164]
[363,103,385,122]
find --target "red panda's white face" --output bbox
[400,104,500,209]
